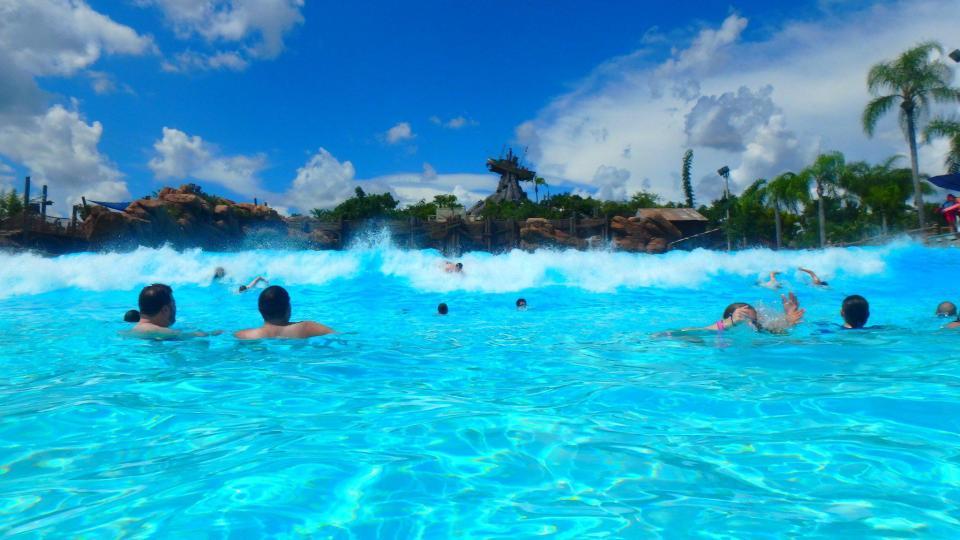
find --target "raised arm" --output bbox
[798,268,823,285]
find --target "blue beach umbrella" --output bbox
[928,173,960,191]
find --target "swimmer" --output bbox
[239,276,268,293]
[798,267,829,287]
[516,298,527,310]
[213,267,226,280]
[438,303,449,315]
[444,262,463,273]
[936,301,960,328]
[840,295,869,329]
[759,271,782,290]
[234,286,335,340]
[123,309,140,323]
[703,292,804,333]
[130,284,220,337]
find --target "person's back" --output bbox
[234,285,334,340]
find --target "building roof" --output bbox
[635,208,708,222]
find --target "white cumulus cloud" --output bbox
[385,122,415,144]
[149,127,267,196]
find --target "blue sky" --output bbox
[0,0,957,214]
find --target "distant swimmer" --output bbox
[130,283,220,338]
[703,293,804,333]
[798,267,829,287]
[239,276,268,293]
[123,309,140,323]
[840,295,870,329]
[234,286,335,340]
[213,267,226,280]
[516,298,527,310]
[759,271,782,290]
[437,303,449,315]
[444,262,463,273]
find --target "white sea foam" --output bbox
[0,238,905,299]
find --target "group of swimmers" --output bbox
[121,262,960,341]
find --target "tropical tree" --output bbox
[923,117,960,174]
[532,176,547,203]
[862,41,960,228]
[0,189,23,221]
[801,152,845,247]
[681,149,695,207]
[764,172,809,249]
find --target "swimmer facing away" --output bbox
[840,295,869,329]
[444,262,463,273]
[437,303,449,315]
[234,285,335,340]
[936,301,960,328]
[516,298,527,310]
[130,283,220,337]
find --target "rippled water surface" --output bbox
[2,241,960,538]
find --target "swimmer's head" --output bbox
[213,267,226,280]
[722,302,758,325]
[516,298,527,310]
[936,301,957,318]
[123,309,140,323]
[238,285,248,292]
[438,303,448,315]
[841,295,870,329]
[258,286,291,324]
[138,283,175,327]
[455,263,463,272]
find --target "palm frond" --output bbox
[862,95,898,136]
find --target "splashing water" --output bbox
[1,240,959,537]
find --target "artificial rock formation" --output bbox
[610,215,682,253]
[520,218,587,250]
[82,184,284,249]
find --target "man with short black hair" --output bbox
[131,284,220,337]
[841,295,870,329]
[234,285,335,340]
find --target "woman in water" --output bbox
[703,292,805,333]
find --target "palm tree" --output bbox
[764,172,809,249]
[923,117,960,174]
[681,149,695,207]
[800,152,845,248]
[862,41,960,228]
[532,176,547,203]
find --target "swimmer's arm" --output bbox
[245,276,268,289]
[763,292,805,334]
[946,321,960,329]
[798,267,824,285]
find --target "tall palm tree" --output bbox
[764,172,809,249]
[532,176,547,203]
[923,117,960,174]
[800,152,845,248]
[862,41,960,228]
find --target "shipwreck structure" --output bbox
[467,148,535,216]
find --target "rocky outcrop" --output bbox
[520,218,587,250]
[610,215,682,253]
[81,184,284,249]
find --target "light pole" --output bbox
[717,166,732,251]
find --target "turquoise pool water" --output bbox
[1,240,959,538]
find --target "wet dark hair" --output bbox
[123,309,140,323]
[936,301,957,318]
[239,285,248,292]
[213,267,226,280]
[722,302,755,320]
[138,284,173,316]
[842,295,870,328]
[456,263,463,270]
[258,286,291,323]
[438,303,448,315]
[516,298,527,307]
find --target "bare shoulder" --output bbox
[293,321,335,338]
[234,328,265,340]
[947,321,960,329]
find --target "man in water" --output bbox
[234,285,335,340]
[516,298,527,310]
[841,295,870,329]
[936,301,957,318]
[798,268,829,287]
[213,267,226,280]
[444,262,463,273]
[239,276,268,293]
[131,284,220,337]
[759,271,782,289]
[437,303,449,315]
[123,309,140,323]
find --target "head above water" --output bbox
[722,302,758,324]
[841,295,870,329]
[516,298,527,309]
[138,283,175,327]
[213,267,226,280]
[438,303,448,315]
[936,301,957,318]
[123,309,140,323]
[258,286,291,324]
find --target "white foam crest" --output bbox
[0,241,904,298]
